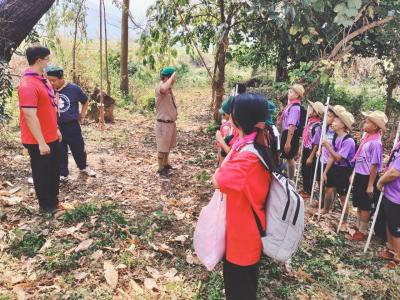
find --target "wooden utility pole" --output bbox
[120,0,129,95]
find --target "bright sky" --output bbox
[85,0,156,39]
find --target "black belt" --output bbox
[157,119,175,123]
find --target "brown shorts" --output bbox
[155,121,177,153]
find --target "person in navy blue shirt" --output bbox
[46,66,96,180]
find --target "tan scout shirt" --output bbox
[155,84,178,122]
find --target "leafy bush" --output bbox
[9,232,46,258]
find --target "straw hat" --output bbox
[335,110,355,130]
[329,105,347,116]
[307,101,325,118]
[362,111,388,131]
[290,84,305,99]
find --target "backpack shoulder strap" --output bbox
[311,122,321,138]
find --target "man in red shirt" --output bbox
[18,46,62,213]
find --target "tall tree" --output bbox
[120,0,129,95]
[0,0,56,61]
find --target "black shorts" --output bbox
[280,130,300,160]
[325,165,353,196]
[383,196,400,237]
[352,173,380,211]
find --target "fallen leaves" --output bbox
[104,261,119,289]
[144,278,158,291]
[74,239,93,253]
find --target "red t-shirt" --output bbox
[216,150,271,266]
[18,76,58,144]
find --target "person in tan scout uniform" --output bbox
[155,67,178,177]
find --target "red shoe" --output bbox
[299,191,311,199]
[346,230,366,241]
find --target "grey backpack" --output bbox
[242,144,304,262]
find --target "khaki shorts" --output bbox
[155,121,177,153]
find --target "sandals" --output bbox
[377,249,395,261]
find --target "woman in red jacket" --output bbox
[213,93,276,300]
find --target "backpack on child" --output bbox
[289,103,307,134]
[241,144,305,262]
[332,133,358,167]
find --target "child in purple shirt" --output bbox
[300,101,324,198]
[347,111,387,241]
[321,109,355,216]
[278,84,305,180]
[377,140,400,267]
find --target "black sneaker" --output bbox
[157,168,170,177]
[164,164,176,170]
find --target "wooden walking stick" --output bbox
[295,105,310,190]
[364,121,400,254]
[309,96,330,217]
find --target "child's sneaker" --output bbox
[80,167,96,177]
[60,175,69,182]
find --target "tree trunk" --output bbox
[212,34,229,122]
[120,0,129,95]
[72,0,84,84]
[384,72,400,147]
[275,37,289,82]
[0,0,56,61]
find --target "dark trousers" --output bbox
[301,148,317,193]
[24,140,60,210]
[223,259,260,300]
[59,121,87,176]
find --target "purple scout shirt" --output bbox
[304,123,321,149]
[282,105,300,131]
[321,127,335,165]
[354,140,383,175]
[384,151,400,204]
[331,134,356,167]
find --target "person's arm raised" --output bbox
[159,73,176,94]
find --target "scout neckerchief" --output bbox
[302,116,321,147]
[23,69,57,108]
[352,132,381,162]
[231,131,257,153]
[278,98,301,125]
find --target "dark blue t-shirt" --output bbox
[57,83,88,124]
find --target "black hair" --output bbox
[26,46,50,66]
[237,83,247,94]
[232,93,279,171]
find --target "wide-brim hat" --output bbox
[336,110,355,130]
[307,101,325,118]
[362,111,388,131]
[290,84,305,99]
[329,105,347,117]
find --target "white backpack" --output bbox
[242,144,304,262]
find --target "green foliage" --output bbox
[62,202,98,223]
[9,232,46,258]
[201,272,224,300]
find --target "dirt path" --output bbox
[1,88,399,299]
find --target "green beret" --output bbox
[160,66,176,77]
[46,66,64,78]
[219,96,234,115]
[265,100,276,126]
